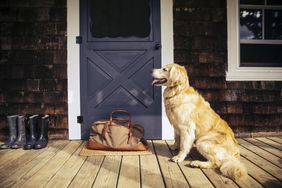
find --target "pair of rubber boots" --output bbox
[0,115,49,149]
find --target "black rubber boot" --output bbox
[24,115,39,150]
[11,115,27,149]
[0,115,18,149]
[34,115,49,149]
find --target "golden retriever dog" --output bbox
[152,63,247,180]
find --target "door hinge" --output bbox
[77,116,83,124]
[76,36,82,44]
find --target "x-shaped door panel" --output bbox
[87,49,154,108]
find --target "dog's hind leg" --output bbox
[194,140,247,180]
[190,140,218,169]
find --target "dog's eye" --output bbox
[162,68,168,71]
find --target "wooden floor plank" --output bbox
[44,143,87,188]
[256,137,282,150]
[244,138,282,158]
[153,140,189,188]
[140,141,165,188]
[68,156,104,188]
[117,156,140,188]
[235,175,264,188]
[0,141,12,155]
[0,148,10,155]
[189,148,239,188]
[239,145,282,181]
[267,137,282,144]
[0,141,55,182]
[0,140,69,188]
[241,156,282,187]
[0,147,27,166]
[238,139,282,168]
[20,141,82,188]
[92,155,121,188]
[0,138,281,188]
[166,141,214,188]
[0,148,44,172]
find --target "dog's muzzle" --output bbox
[152,78,167,85]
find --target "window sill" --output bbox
[226,67,282,81]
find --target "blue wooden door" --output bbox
[80,0,161,139]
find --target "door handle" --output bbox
[155,43,162,50]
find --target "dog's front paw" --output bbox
[171,155,185,163]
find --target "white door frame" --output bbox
[67,0,174,140]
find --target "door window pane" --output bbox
[90,0,151,38]
[240,9,263,39]
[265,10,282,39]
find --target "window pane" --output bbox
[90,0,151,38]
[265,10,282,39]
[240,44,282,67]
[267,0,282,5]
[240,0,264,5]
[240,9,263,39]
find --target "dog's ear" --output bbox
[168,66,189,87]
[168,66,181,87]
[179,66,189,86]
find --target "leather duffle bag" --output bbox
[86,110,148,151]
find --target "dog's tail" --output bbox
[220,156,247,181]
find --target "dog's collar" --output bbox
[164,86,194,107]
[165,97,189,108]
[164,85,189,99]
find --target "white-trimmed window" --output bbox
[227,0,282,81]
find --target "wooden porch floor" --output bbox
[0,137,281,188]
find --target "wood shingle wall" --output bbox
[174,0,282,136]
[0,0,281,139]
[0,0,68,139]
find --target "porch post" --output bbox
[67,0,81,139]
[161,0,174,140]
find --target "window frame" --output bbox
[226,0,282,81]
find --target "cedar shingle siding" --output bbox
[174,0,282,136]
[0,0,281,139]
[0,0,68,139]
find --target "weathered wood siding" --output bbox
[0,0,281,139]
[173,0,282,136]
[0,0,68,139]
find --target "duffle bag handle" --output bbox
[109,110,131,127]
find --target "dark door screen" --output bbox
[90,0,151,38]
